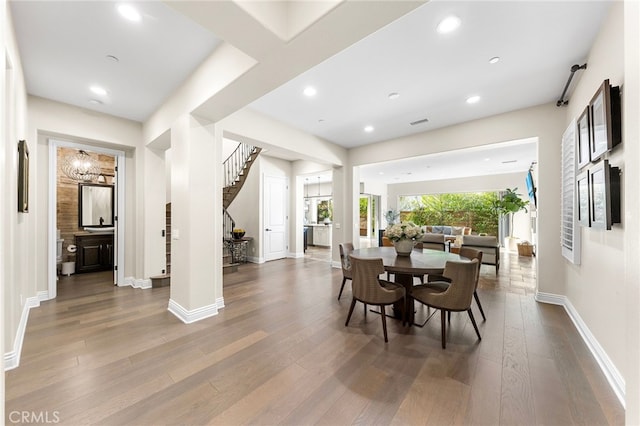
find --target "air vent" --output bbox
[410,117,429,126]
[501,160,517,164]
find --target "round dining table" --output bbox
[350,246,467,325]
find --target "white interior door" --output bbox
[264,175,288,261]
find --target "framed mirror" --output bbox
[78,183,114,227]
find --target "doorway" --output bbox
[359,193,380,248]
[264,174,288,261]
[48,139,126,299]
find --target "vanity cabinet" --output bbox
[313,225,332,247]
[75,233,114,273]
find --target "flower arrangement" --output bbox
[385,221,423,242]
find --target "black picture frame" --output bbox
[589,159,621,230]
[576,169,590,227]
[18,139,29,213]
[577,106,591,169]
[589,79,621,162]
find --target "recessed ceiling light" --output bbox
[90,86,107,96]
[388,92,399,100]
[364,125,374,133]
[88,99,103,105]
[106,55,119,63]
[378,172,384,175]
[303,86,317,97]
[484,158,491,161]
[436,15,461,34]
[117,4,141,22]
[466,95,480,104]
[489,56,500,64]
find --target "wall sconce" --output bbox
[61,150,100,182]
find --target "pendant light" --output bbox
[62,150,100,182]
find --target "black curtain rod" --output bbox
[556,63,587,107]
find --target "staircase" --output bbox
[222,143,261,273]
[223,144,262,209]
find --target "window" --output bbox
[561,119,581,264]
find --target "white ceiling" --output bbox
[9,1,611,182]
[10,1,221,122]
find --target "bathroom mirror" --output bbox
[78,183,114,227]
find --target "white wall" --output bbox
[623,2,640,423]
[2,1,31,375]
[561,2,627,403]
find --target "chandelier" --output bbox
[61,150,101,181]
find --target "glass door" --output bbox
[359,194,381,247]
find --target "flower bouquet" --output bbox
[385,222,423,256]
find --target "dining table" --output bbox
[350,246,467,325]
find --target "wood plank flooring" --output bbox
[5,252,624,425]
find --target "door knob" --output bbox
[265,228,272,231]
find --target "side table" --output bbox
[225,237,252,263]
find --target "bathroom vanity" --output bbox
[75,232,114,273]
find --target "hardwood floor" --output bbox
[5,252,624,425]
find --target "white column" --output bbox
[168,114,223,323]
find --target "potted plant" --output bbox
[385,221,424,256]
[493,188,529,251]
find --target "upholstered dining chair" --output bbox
[420,233,446,251]
[426,247,485,321]
[338,243,354,300]
[412,259,481,349]
[345,255,406,342]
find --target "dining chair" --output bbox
[412,259,481,349]
[345,255,406,342]
[420,233,446,251]
[426,247,486,321]
[338,242,354,300]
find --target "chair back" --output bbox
[437,259,479,311]
[339,243,354,279]
[421,233,446,251]
[349,255,388,303]
[458,247,483,289]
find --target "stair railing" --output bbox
[223,142,257,189]
[223,207,235,240]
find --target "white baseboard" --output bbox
[122,276,151,289]
[331,261,341,269]
[288,251,305,259]
[167,298,219,324]
[247,256,264,264]
[535,291,625,408]
[4,295,40,371]
[216,296,225,309]
[37,290,49,302]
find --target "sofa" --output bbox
[421,225,472,236]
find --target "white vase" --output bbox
[393,239,415,256]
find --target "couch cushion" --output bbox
[452,226,464,235]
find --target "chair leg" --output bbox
[345,298,357,326]
[441,309,447,349]
[381,305,389,342]
[473,291,486,321]
[338,277,347,300]
[448,311,451,322]
[364,303,367,318]
[467,309,482,341]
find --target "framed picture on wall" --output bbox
[589,79,621,162]
[589,159,621,230]
[18,139,29,213]
[576,169,590,227]
[576,106,591,169]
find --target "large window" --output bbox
[398,192,500,236]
